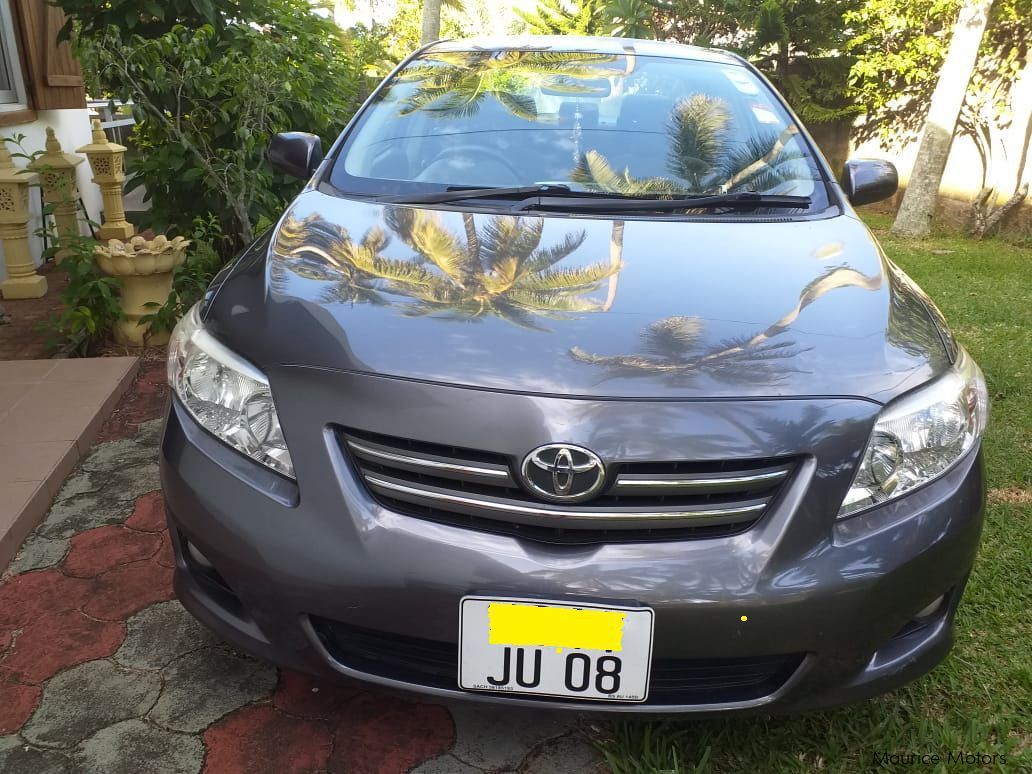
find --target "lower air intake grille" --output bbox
[310,617,803,706]
[340,429,794,544]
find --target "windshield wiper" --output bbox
[376,184,572,205]
[513,192,812,213]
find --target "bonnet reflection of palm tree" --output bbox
[275,210,621,329]
[570,265,883,382]
[571,95,805,196]
[394,50,621,121]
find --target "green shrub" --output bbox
[59,0,367,257]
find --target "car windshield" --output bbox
[330,48,829,209]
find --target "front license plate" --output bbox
[458,596,654,702]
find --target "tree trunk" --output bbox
[966,53,1032,237]
[421,0,442,45]
[891,0,993,238]
[602,220,624,312]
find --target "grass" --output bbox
[599,213,1031,773]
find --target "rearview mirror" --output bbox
[842,159,898,206]
[267,132,324,180]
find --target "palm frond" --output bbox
[479,217,544,270]
[360,225,390,254]
[423,91,488,121]
[666,95,732,186]
[570,151,675,195]
[505,288,603,313]
[720,125,800,192]
[640,316,705,360]
[483,256,521,294]
[385,207,476,286]
[397,87,455,115]
[524,229,587,274]
[495,89,538,121]
[569,346,683,373]
[484,301,553,332]
[518,261,619,292]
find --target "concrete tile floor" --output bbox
[0,357,137,569]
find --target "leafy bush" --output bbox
[46,233,124,356]
[59,0,367,257]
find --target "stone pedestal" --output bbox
[0,143,46,300]
[77,120,134,242]
[95,236,190,346]
[29,128,84,262]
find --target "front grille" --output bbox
[341,429,794,544]
[310,617,803,706]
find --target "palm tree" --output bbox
[892,0,993,237]
[420,0,443,44]
[570,265,883,383]
[602,220,624,312]
[570,95,806,197]
[395,50,621,121]
[274,209,621,329]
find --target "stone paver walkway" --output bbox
[0,362,606,773]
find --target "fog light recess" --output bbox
[915,595,945,620]
[187,541,214,569]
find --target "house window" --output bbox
[0,0,28,109]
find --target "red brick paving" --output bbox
[125,490,168,532]
[64,525,162,578]
[327,693,455,774]
[0,570,95,627]
[95,357,168,443]
[203,704,335,774]
[83,557,175,621]
[0,610,124,684]
[0,681,41,734]
[272,670,359,720]
[203,682,456,774]
[0,504,175,736]
[156,531,177,569]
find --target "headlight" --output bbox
[838,348,987,518]
[168,304,294,479]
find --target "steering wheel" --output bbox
[425,145,523,182]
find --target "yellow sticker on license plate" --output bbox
[488,602,627,652]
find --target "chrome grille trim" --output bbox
[612,466,790,496]
[346,438,513,486]
[364,474,768,529]
[341,429,795,540]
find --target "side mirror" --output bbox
[267,132,324,180]
[842,159,898,206]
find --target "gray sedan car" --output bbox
[160,36,988,712]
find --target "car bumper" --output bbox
[160,398,985,714]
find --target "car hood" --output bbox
[205,190,951,403]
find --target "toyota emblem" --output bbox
[520,444,606,503]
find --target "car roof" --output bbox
[424,35,744,66]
